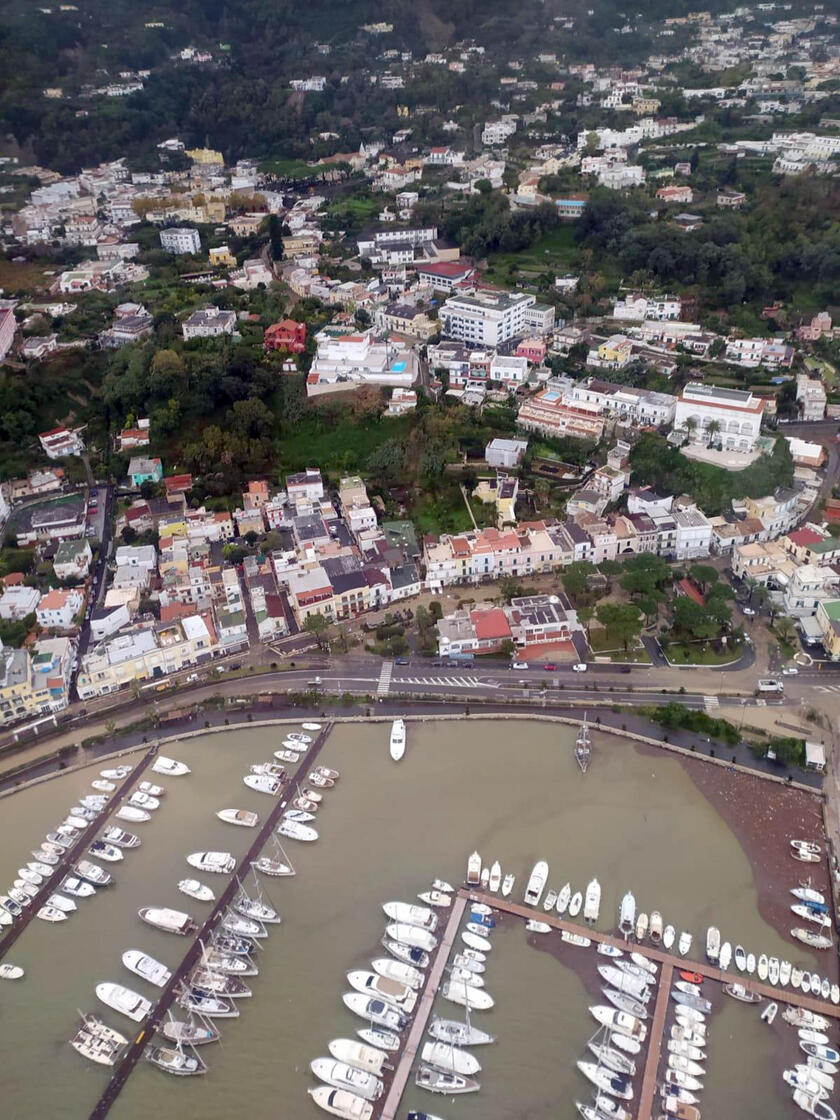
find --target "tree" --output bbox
[689,564,719,593]
[672,597,717,641]
[500,638,515,659]
[498,576,525,603]
[303,612,330,648]
[595,603,642,651]
[563,561,595,601]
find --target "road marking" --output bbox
[377,663,392,697]
[703,695,720,711]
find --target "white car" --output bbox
[782,667,799,676]
[572,663,588,673]
[742,606,756,616]
[512,662,529,670]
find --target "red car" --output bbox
[543,663,557,671]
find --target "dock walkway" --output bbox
[380,893,468,1120]
[88,723,333,1120]
[637,960,673,1120]
[464,890,840,1019]
[0,744,158,960]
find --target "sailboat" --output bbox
[576,714,592,773]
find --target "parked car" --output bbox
[742,606,756,616]
[572,663,588,673]
[543,663,557,671]
[512,662,529,670]
[782,666,799,676]
[394,657,409,665]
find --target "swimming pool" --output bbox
[391,360,407,373]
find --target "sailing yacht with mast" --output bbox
[576,714,591,773]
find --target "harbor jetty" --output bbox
[637,960,673,1120]
[0,744,158,961]
[88,723,333,1120]
[379,893,468,1120]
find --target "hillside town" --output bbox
[0,1,839,731]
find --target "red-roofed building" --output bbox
[414,261,475,292]
[470,607,512,645]
[676,578,705,607]
[264,318,307,354]
[787,528,824,548]
[160,601,195,623]
[164,474,193,497]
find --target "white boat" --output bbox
[0,964,24,980]
[46,893,77,913]
[122,949,171,987]
[556,882,571,915]
[328,1039,387,1077]
[598,943,623,958]
[91,779,116,792]
[421,1040,481,1076]
[480,866,490,888]
[372,958,423,989]
[418,890,451,908]
[276,819,318,842]
[389,719,406,762]
[96,982,151,1022]
[798,1064,835,1092]
[780,960,792,986]
[603,989,648,1019]
[678,931,692,956]
[179,879,215,902]
[252,855,295,877]
[100,766,132,780]
[462,930,491,952]
[824,978,832,1000]
[466,851,481,886]
[792,904,831,927]
[792,840,822,857]
[27,861,54,878]
[588,1042,635,1077]
[488,861,502,893]
[706,926,720,961]
[757,954,769,980]
[664,1068,704,1092]
[285,809,315,823]
[428,1016,495,1046]
[734,944,746,971]
[415,1064,480,1094]
[792,1089,837,1119]
[635,912,648,940]
[543,889,558,911]
[88,840,123,863]
[619,892,635,936]
[347,970,416,1012]
[569,891,583,918]
[524,860,549,907]
[186,851,235,875]
[357,1027,401,1052]
[152,756,190,777]
[792,885,826,905]
[561,930,591,947]
[138,907,198,936]
[61,876,95,898]
[37,905,67,922]
[801,1029,831,1047]
[590,1005,647,1041]
[217,809,259,828]
[769,957,780,985]
[382,901,437,932]
[115,805,150,823]
[128,791,159,810]
[526,920,551,933]
[584,878,601,923]
[792,928,832,950]
[342,993,406,1031]
[274,750,300,763]
[302,722,321,732]
[500,873,515,897]
[649,911,663,944]
[386,922,436,952]
[311,1058,383,1102]
[576,1061,633,1100]
[452,953,484,974]
[383,938,429,969]
[669,1053,705,1079]
[243,773,281,795]
[17,867,42,886]
[75,861,111,886]
[442,980,494,1010]
[308,1086,374,1119]
[31,848,59,866]
[668,1040,706,1062]
[719,941,731,970]
[102,826,140,848]
[286,732,312,744]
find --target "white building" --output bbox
[797,374,827,421]
[673,504,714,560]
[674,382,765,452]
[440,290,535,348]
[182,308,237,340]
[612,293,682,321]
[486,438,528,469]
[306,328,416,395]
[482,116,518,145]
[35,587,83,630]
[159,227,201,254]
[0,585,40,620]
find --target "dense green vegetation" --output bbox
[629,433,795,516]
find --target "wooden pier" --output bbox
[87,723,333,1120]
[637,960,673,1120]
[0,743,158,960]
[379,892,468,1120]
[464,890,840,1019]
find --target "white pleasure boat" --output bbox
[389,719,406,762]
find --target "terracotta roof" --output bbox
[470,607,512,642]
[788,528,824,547]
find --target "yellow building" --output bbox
[209,245,236,268]
[632,97,661,115]
[597,335,633,369]
[817,600,840,660]
[187,147,224,166]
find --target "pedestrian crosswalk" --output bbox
[703,695,720,711]
[814,684,840,694]
[395,675,499,690]
[377,662,392,697]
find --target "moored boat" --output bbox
[389,719,406,762]
[122,949,171,987]
[152,756,190,776]
[524,860,549,907]
[186,851,235,875]
[619,892,635,936]
[138,907,198,936]
[95,982,151,1022]
[466,851,481,886]
[217,809,259,828]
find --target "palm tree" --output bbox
[707,419,721,448]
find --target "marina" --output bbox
[0,718,833,1118]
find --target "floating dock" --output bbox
[0,744,158,960]
[88,724,333,1119]
[379,892,468,1120]
[637,960,673,1120]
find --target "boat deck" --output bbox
[637,960,673,1120]
[88,724,333,1119]
[379,892,468,1120]
[0,744,158,960]
[464,890,840,1019]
